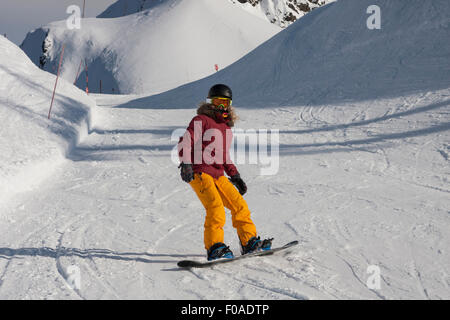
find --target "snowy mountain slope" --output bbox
[97,0,168,18]
[0,0,449,300]
[0,36,95,208]
[129,0,450,109]
[99,0,335,28]
[20,0,281,95]
[0,88,448,299]
[227,0,335,28]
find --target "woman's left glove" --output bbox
[179,163,194,183]
[229,174,247,195]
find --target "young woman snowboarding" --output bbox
[178,84,273,261]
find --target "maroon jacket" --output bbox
[178,103,238,179]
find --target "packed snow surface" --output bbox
[1,88,448,299]
[0,0,449,299]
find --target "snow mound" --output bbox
[0,36,95,207]
[21,0,281,95]
[129,0,450,109]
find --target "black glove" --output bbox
[229,174,247,195]
[179,163,194,183]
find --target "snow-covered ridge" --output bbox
[228,0,335,28]
[98,0,335,28]
[134,0,450,109]
[0,36,96,208]
[97,0,166,18]
[20,0,280,95]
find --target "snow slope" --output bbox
[0,88,448,299]
[20,0,281,95]
[99,0,335,28]
[0,36,95,208]
[129,0,450,109]
[97,0,169,18]
[228,0,335,28]
[0,0,448,300]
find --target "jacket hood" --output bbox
[197,102,237,127]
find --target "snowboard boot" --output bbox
[207,242,234,261]
[241,236,273,255]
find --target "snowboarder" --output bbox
[178,84,273,261]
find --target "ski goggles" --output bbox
[207,97,232,110]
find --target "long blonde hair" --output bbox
[196,102,238,127]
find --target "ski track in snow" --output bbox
[0,90,449,299]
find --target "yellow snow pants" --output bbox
[189,173,257,250]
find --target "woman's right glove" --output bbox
[179,163,194,183]
[229,174,247,195]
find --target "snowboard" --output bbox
[177,240,299,268]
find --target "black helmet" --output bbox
[207,84,232,100]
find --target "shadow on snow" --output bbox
[0,247,202,264]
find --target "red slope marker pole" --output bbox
[74,59,83,84]
[48,44,66,120]
[85,59,89,94]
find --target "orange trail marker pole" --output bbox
[48,44,66,120]
[74,59,83,84]
[85,59,89,94]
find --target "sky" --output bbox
[0,0,117,45]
